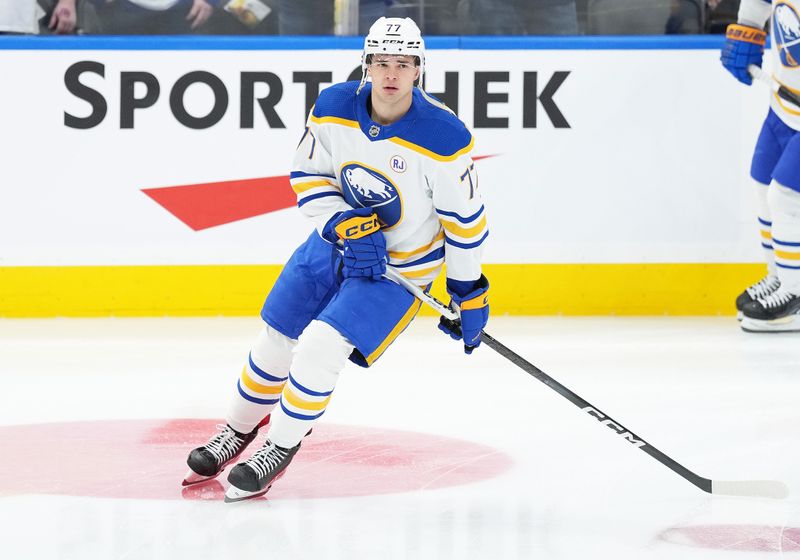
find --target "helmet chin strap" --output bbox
[356,54,369,95]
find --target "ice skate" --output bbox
[735,274,780,320]
[224,439,301,502]
[740,287,800,332]
[182,423,259,486]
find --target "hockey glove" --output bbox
[721,24,766,85]
[323,208,388,281]
[438,275,489,354]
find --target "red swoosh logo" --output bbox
[142,154,497,231]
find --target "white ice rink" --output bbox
[1,315,799,559]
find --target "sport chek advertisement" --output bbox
[0,40,769,269]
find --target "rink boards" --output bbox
[0,36,770,316]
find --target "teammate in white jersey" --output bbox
[183,17,490,501]
[722,0,800,331]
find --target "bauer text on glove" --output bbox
[720,23,766,85]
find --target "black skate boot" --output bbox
[735,274,780,320]
[182,424,259,486]
[224,439,301,502]
[741,287,800,332]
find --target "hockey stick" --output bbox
[384,267,789,499]
[748,64,800,110]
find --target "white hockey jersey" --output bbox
[740,0,800,129]
[290,81,487,286]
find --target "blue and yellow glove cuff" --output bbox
[460,291,489,311]
[335,213,381,240]
[725,24,766,46]
[447,274,490,309]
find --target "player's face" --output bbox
[368,55,419,102]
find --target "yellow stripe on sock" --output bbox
[240,367,286,395]
[282,386,332,411]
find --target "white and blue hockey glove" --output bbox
[721,23,766,85]
[438,275,489,354]
[323,208,388,281]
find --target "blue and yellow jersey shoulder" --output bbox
[310,81,360,126]
[309,82,473,160]
[393,89,474,161]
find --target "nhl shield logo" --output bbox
[340,162,403,228]
[774,2,800,68]
[369,125,381,137]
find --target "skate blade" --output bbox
[224,484,271,503]
[182,469,220,487]
[741,315,800,333]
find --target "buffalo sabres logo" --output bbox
[369,125,381,137]
[340,162,403,228]
[774,2,800,68]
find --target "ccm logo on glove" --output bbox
[335,215,380,240]
[322,208,388,281]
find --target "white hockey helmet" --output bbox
[357,17,426,94]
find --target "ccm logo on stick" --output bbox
[582,406,646,448]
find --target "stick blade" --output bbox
[712,480,789,499]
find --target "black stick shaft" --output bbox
[385,268,783,498]
[479,330,713,493]
[748,64,800,110]
[777,85,800,110]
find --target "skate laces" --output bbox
[245,441,289,479]
[757,288,794,309]
[747,275,780,299]
[204,424,245,463]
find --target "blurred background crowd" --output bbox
[1,0,741,37]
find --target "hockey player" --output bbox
[183,16,490,501]
[722,0,800,332]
